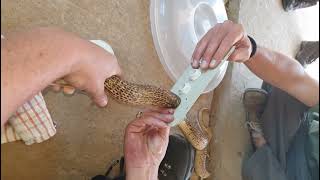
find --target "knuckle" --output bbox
[214,23,223,29]
[204,45,216,57]
[215,49,227,60]
[235,24,244,33]
[224,20,233,25]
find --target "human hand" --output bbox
[191,20,252,69]
[1,27,121,125]
[61,32,121,107]
[124,108,174,180]
[35,27,121,106]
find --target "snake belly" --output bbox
[104,76,181,108]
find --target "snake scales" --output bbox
[104,75,181,108]
[179,108,212,179]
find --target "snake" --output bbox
[179,108,212,179]
[178,108,212,151]
[195,148,211,179]
[53,75,181,108]
[104,76,181,108]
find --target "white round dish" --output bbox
[150,0,229,93]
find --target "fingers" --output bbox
[212,25,244,61]
[136,116,169,130]
[128,109,173,131]
[192,34,211,68]
[62,85,76,95]
[50,81,77,95]
[143,107,174,115]
[208,60,222,69]
[191,20,250,69]
[90,85,108,107]
[142,111,174,124]
[200,26,228,69]
[50,83,62,92]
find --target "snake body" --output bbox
[178,108,212,150]
[179,121,210,150]
[179,108,212,179]
[195,149,211,179]
[104,76,181,108]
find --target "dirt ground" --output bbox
[1,0,318,179]
[1,0,211,179]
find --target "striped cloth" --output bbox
[1,93,56,145]
[1,34,56,145]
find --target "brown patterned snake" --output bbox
[104,75,180,108]
[179,108,212,179]
[52,75,181,108]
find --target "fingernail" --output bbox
[99,98,108,107]
[51,84,61,92]
[209,59,217,68]
[63,85,76,95]
[168,109,174,114]
[192,59,199,68]
[101,99,108,106]
[200,60,208,69]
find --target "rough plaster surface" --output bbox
[1,0,212,179]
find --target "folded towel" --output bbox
[1,34,56,145]
[1,92,56,145]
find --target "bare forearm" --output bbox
[245,47,319,106]
[1,28,79,126]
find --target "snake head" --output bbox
[168,92,181,108]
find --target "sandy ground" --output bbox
[1,0,211,179]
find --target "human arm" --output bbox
[191,20,319,107]
[1,27,121,126]
[124,108,174,180]
[244,47,319,107]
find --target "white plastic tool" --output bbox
[169,47,235,127]
[150,0,229,93]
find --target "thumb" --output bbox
[91,87,108,107]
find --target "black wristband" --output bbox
[248,35,257,58]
